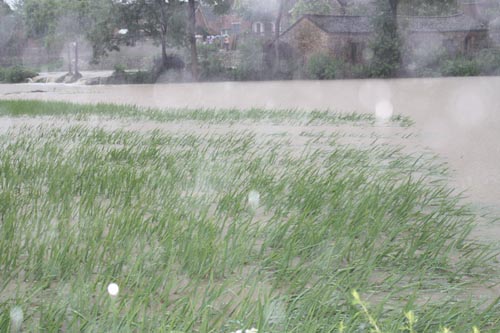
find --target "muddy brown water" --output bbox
[1,77,500,240]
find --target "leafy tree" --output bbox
[336,0,350,15]
[273,0,286,76]
[369,0,457,77]
[233,0,279,21]
[106,0,188,70]
[0,0,12,15]
[400,0,457,15]
[187,0,232,81]
[19,0,112,74]
[290,0,332,21]
[369,0,401,77]
[0,0,24,66]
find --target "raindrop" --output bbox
[248,190,260,209]
[375,99,393,122]
[448,92,485,128]
[107,283,119,296]
[407,62,417,72]
[358,81,392,113]
[9,306,23,332]
[362,48,374,62]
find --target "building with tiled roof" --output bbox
[278,13,489,66]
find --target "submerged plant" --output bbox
[0,100,498,332]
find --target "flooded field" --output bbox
[2,77,500,210]
[2,79,500,331]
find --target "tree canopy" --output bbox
[290,0,333,20]
[0,0,12,15]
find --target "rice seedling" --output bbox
[0,100,413,127]
[0,100,498,332]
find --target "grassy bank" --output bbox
[0,100,498,332]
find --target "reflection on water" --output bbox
[1,77,500,208]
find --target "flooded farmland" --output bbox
[2,77,500,212]
[2,77,500,330]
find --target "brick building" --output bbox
[278,13,488,66]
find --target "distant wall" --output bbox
[327,33,371,63]
[404,30,488,67]
[281,19,332,63]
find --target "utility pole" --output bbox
[74,41,79,75]
[67,43,73,74]
[274,0,286,77]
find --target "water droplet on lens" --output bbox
[10,306,23,332]
[107,283,119,296]
[248,190,260,209]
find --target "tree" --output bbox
[0,0,23,66]
[0,0,12,15]
[336,0,350,15]
[370,0,401,77]
[369,0,457,77]
[187,0,198,80]
[121,0,186,68]
[399,0,457,15]
[273,0,286,76]
[290,0,332,21]
[232,0,280,24]
[186,0,232,81]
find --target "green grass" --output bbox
[0,100,414,127]
[0,100,498,332]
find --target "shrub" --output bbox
[230,37,265,81]
[0,66,38,83]
[476,48,500,75]
[369,1,402,78]
[350,63,372,79]
[106,70,153,84]
[440,57,479,77]
[113,64,126,74]
[307,53,339,80]
[199,44,227,80]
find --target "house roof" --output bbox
[305,15,373,34]
[282,14,487,37]
[402,14,487,32]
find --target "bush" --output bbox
[369,2,402,78]
[476,48,500,75]
[350,64,372,79]
[440,57,479,77]
[230,37,265,81]
[0,66,38,83]
[113,64,127,74]
[106,70,153,84]
[307,53,339,80]
[199,44,227,80]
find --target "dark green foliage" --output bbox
[113,63,126,74]
[476,48,500,75]
[290,0,333,21]
[400,0,457,15]
[106,69,154,84]
[199,45,227,80]
[369,0,402,78]
[307,53,339,80]
[230,37,265,81]
[0,0,11,15]
[440,57,480,77]
[0,66,38,83]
